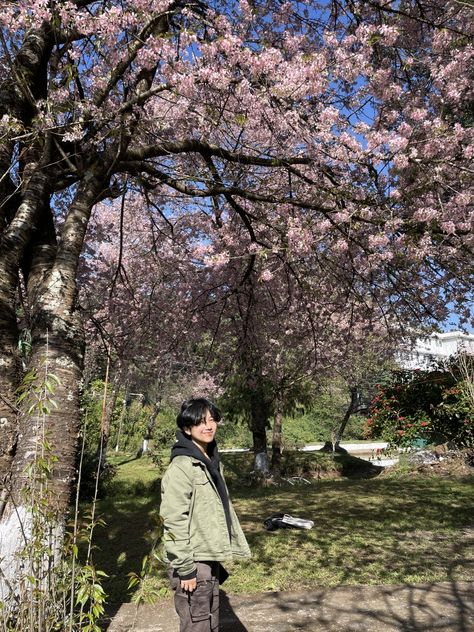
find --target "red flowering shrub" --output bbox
[364,364,473,448]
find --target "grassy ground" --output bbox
[87,451,474,603]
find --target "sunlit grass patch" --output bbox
[90,453,474,602]
[226,475,474,592]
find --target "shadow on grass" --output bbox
[93,452,473,631]
[235,475,473,591]
[109,454,142,467]
[221,451,384,487]
[223,469,474,631]
[90,482,164,603]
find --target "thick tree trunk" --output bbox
[271,395,284,474]
[0,172,106,595]
[0,135,20,485]
[0,307,20,483]
[0,169,50,483]
[17,172,106,504]
[249,391,269,474]
[11,321,85,500]
[0,308,85,596]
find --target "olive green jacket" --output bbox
[160,455,251,577]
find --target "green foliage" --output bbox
[73,564,108,632]
[282,411,367,447]
[219,370,273,427]
[80,380,104,451]
[81,381,145,456]
[365,362,473,448]
[79,381,110,499]
[219,374,369,448]
[215,419,253,449]
[16,365,60,417]
[151,405,179,449]
[117,399,150,452]
[81,382,177,456]
[127,511,167,605]
[79,382,155,497]
[281,381,368,448]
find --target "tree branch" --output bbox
[124,139,312,167]
[93,5,177,108]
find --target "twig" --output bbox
[0,393,20,414]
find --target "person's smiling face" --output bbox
[185,409,217,453]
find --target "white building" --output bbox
[398,331,474,370]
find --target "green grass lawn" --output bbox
[87,452,474,603]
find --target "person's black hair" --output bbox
[177,397,222,430]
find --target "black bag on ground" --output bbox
[263,513,314,531]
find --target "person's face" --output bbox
[185,409,217,452]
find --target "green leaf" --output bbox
[17,391,30,403]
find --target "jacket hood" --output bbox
[170,429,219,465]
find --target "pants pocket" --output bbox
[189,580,213,622]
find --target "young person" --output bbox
[160,398,251,632]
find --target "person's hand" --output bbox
[180,577,197,592]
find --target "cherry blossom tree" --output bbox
[1,0,473,592]
[80,194,206,461]
[187,227,404,471]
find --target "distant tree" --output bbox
[326,344,396,450]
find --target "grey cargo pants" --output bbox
[169,562,220,632]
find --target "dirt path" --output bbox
[105,581,474,631]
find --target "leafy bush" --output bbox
[79,380,120,498]
[365,363,473,448]
[152,406,180,449]
[216,419,253,448]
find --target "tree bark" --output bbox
[249,389,270,474]
[0,298,85,595]
[0,143,19,481]
[0,23,53,124]
[0,172,106,593]
[15,172,107,502]
[141,398,161,455]
[333,386,360,448]
[0,168,50,484]
[271,394,284,474]
[0,305,20,483]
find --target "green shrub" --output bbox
[365,365,473,448]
